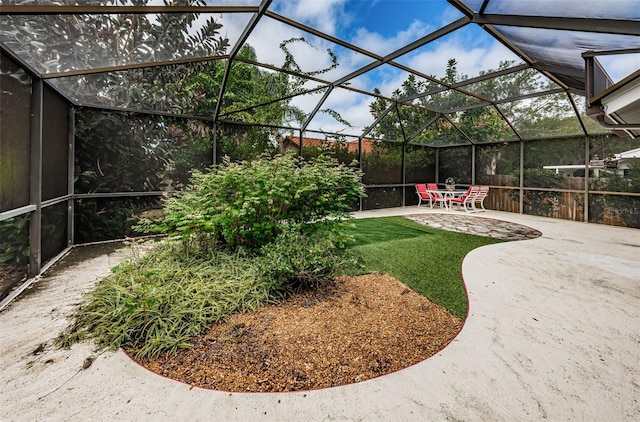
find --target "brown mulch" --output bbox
[134,273,463,392]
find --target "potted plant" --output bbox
[445,177,455,191]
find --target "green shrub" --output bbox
[507,168,567,216]
[0,214,30,265]
[137,153,365,252]
[257,223,363,291]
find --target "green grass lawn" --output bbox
[347,216,503,319]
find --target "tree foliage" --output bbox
[369,59,512,144]
[2,0,229,111]
[368,59,598,145]
[202,40,346,161]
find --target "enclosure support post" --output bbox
[395,104,407,207]
[67,107,75,246]
[519,140,524,214]
[358,137,363,211]
[401,141,406,207]
[212,122,217,166]
[584,136,590,223]
[471,144,476,185]
[435,148,440,183]
[29,78,43,276]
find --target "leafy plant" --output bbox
[257,223,363,291]
[60,153,366,357]
[136,153,365,253]
[0,214,29,265]
[589,159,640,227]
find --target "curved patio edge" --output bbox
[1,209,638,421]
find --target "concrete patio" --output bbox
[1,208,638,421]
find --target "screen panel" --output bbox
[361,141,402,185]
[1,53,32,212]
[476,142,520,186]
[74,196,162,244]
[362,186,403,210]
[42,86,70,201]
[438,145,472,186]
[41,202,68,263]
[0,214,30,300]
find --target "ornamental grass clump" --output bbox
[57,242,278,357]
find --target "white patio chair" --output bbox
[449,186,479,213]
[427,183,448,209]
[473,186,489,212]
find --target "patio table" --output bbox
[440,189,468,211]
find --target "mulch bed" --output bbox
[135,273,463,392]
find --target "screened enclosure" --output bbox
[1,0,639,300]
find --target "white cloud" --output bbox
[301,87,376,134]
[211,1,525,135]
[271,0,348,36]
[405,39,521,80]
[351,19,436,57]
[598,53,640,83]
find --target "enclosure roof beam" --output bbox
[442,114,475,145]
[385,17,471,63]
[78,103,215,122]
[478,0,490,15]
[1,44,79,107]
[482,25,572,92]
[582,47,640,58]
[265,11,383,62]
[300,87,334,133]
[231,57,332,86]
[456,62,531,87]
[441,101,492,114]
[332,17,470,87]
[492,104,523,142]
[213,0,272,122]
[401,62,531,101]
[216,118,381,142]
[40,55,229,79]
[472,14,640,36]
[388,60,493,105]
[406,115,441,143]
[394,104,409,143]
[0,6,257,15]
[531,63,585,81]
[448,0,571,91]
[225,57,427,118]
[219,86,326,119]
[568,92,589,137]
[493,87,566,105]
[359,104,397,140]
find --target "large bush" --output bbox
[139,153,364,252]
[136,152,365,290]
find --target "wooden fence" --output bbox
[483,175,587,221]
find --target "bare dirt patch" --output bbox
[135,273,463,392]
